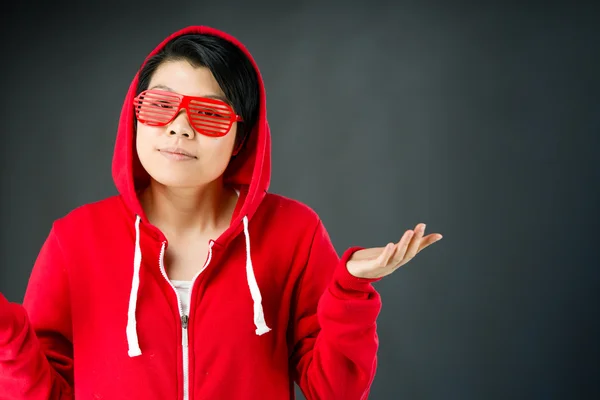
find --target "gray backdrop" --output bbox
[1,1,598,399]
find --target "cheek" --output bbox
[201,134,235,166]
[203,124,237,156]
[135,126,163,177]
[135,125,157,157]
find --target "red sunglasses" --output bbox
[133,89,243,137]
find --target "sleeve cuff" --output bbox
[333,246,382,293]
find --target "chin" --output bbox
[147,169,218,189]
[151,175,208,189]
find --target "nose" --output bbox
[167,110,195,139]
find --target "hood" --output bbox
[110,26,272,357]
[112,25,271,245]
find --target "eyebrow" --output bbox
[149,84,230,103]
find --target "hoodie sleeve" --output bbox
[0,224,74,399]
[290,219,382,400]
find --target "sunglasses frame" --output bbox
[133,89,243,137]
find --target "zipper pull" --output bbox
[182,315,189,329]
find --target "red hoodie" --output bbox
[0,26,382,400]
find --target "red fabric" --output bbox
[0,25,382,400]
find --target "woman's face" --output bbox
[136,60,238,188]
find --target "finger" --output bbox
[376,242,396,267]
[390,229,414,267]
[418,234,443,252]
[405,223,426,260]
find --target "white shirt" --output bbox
[170,280,193,316]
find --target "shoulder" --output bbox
[52,195,128,237]
[257,192,330,248]
[261,191,321,225]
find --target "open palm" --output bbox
[346,223,443,279]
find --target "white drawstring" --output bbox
[243,215,271,335]
[126,215,142,357]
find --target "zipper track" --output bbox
[158,239,215,400]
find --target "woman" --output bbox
[0,26,442,399]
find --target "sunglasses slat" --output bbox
[190,118,229,129]
[188,115,231,125]
[142,92,181,100]
[189,115,231,124]
[137,108,177,117]
[190,123,230,133]
[188,108,232,117]
[189,102,231,111]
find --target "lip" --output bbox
[158,147,197,161]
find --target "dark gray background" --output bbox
[1,1,598,399]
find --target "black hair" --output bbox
[135,33,259,150]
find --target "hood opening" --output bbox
[112,25,271,228]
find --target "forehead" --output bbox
[148,60,224,97]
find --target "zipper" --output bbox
[158,239,215,400]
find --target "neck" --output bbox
[140,178,238,237]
